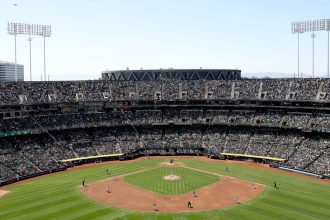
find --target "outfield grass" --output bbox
[124,167,219,195]
[0,158,329,220]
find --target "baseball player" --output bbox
[235,196,240,204]
[187,201,192,208]
[192,190,197,197]
[152,201,157,211]
[82,179,86,186]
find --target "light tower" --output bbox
[291,19,330,78]
[7,22,18,81]
[327,19,330,78]
[312,29,316,78]
[291,22,304,78]
[7,22,52,81]
[41,25,52,81]
[27,24,32,81]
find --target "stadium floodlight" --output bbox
[291,22,304,78]
[327,19,330,78]
[7,22,52,81]
[291,19,330,78]
[7,22,18,81]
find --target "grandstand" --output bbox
[0,70,330,185]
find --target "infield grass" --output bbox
[124,167,219,195]
[0,157,329,220]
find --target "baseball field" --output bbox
[0,157,329,220]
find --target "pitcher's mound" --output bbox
[160,162,183,167]
[163,175,181,181]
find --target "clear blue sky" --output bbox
[0,0,329,80]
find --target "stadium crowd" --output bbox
[1,110,330,133]
[0,125,329,183]
[1,78,330,184]
[1,78,330,105]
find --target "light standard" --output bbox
[327,19,330,78]
[291,19,329,78]
[41,25,52,81]
[7,22,18,81]
[27,24,32,81]
[7,22,52,81]
[291,22,304,78]
[312,30,316,78]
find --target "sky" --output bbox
[0,0,330,80]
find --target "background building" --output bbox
[0,61,24,82]
[102,69,241,81]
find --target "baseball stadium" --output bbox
[0,69,330,219]
[1,1,330,219]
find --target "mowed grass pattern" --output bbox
[0,158,329,219]
[124,167,219,195]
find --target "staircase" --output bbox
[303,151,324,170]
[19,152,42,172]
[243,132,253,154]
[286,138,305,161]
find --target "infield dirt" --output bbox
[0,190,9,197]
[81,166,265,212]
